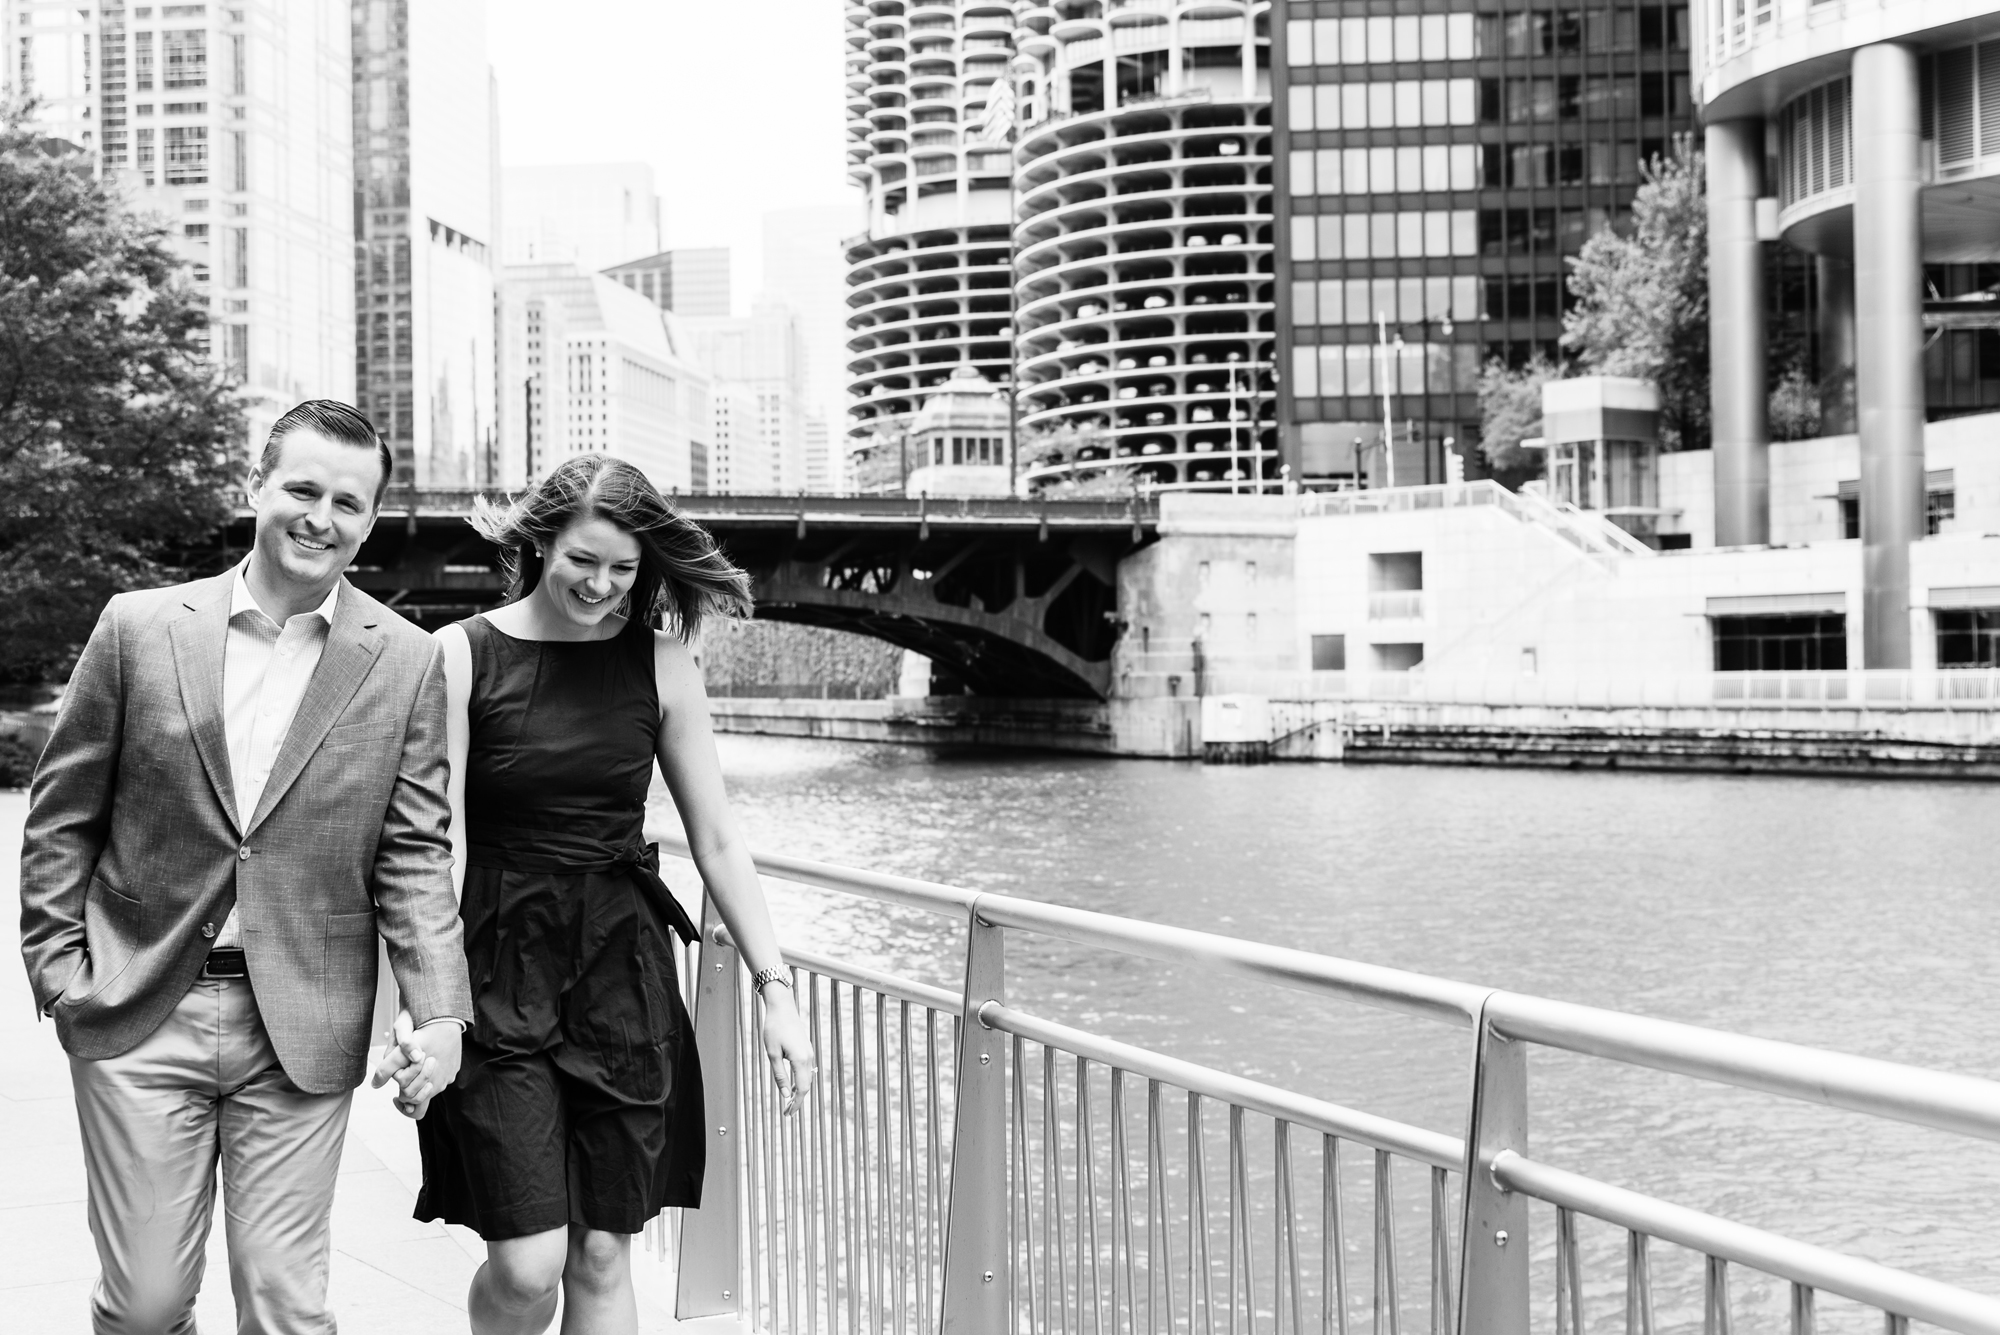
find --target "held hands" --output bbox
[758,982,816,1116]
[369,1009,464,1120]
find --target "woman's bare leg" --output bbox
[469,1227,568,1335]
[558,1226,636,1335]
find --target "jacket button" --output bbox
[201,922,217,938]
[237,846,251,861]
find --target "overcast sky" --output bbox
[487,0,859,297]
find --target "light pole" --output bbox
[1374,312,1455,490]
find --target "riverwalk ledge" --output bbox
[0,791,719,1333]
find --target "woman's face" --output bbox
[537,514,642,630]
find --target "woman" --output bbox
[384,455,814,1335]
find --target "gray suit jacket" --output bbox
[18,570,474,1094]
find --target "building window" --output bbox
[163,29,205,88]
[1712,614,1847,671]
[1310,634,1346,670]
[136,127,155,169]
[1937,609,2000,668]
[1372,642,1424,672]
[164,126,208,184]
[225,323,248,381]
[134,31,154,90]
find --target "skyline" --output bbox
[487,0,857,305]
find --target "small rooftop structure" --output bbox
[1537,375,1667,542]
[907,365,1014,498]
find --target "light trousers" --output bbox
[68,976,352,1335]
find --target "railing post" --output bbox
[677,896,743,1321]
[1457,994,1528,1335]
[940,901,1008,1335]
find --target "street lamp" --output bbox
[1374,312,1456,490]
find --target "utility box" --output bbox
[1540,376,1666,542]
[1201,694,1273,764]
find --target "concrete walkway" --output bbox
[0,791,719,1333]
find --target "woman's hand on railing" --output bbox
[758,984,816,1115]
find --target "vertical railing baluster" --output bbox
[1275,1120,1303,1335]
[1190,1092,1216,1335]
[836,981,858,1335]
[1080,1056,1103,1335]
[1788,1283,1814,1335]
[1148,1078,1174,1335]
[1114,1069,1138,1335]
[1883,1314,1910,1335]
[1015,1034,1041,1335]
[1228,1105,1255,1335]
[1554,1207,1580,1335]
[811,975,830,1335]
[1428,1168,1451,1335]
[900,1001,918,1335]
[1372,1151,1400,1335]
[928,1007,944,1335]
[940,906,1008,1333]
[1703,1256,1731,1335]
[1624,1231,1652,1335]
[875,992,892,1333]
[1048,1045,1071,1335]
[1323,1136,1350,1335]
[745,977,765,1331]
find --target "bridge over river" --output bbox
[211,492,1159,700]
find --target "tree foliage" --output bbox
[1561,138,1709,450]
[1476,354,1561,478]
[0,102,242,679]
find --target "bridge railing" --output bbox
[654,837,2000,1335]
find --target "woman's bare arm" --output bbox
[652,631,815,1108]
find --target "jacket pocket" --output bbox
[59,878,145,1008]
[323,911,379,1054]
[322,719,399,751]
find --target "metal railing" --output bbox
[658,837,2000,1335]
[1296,481,1654,559]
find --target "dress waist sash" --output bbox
[467,826,702,944]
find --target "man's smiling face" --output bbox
[246,428,383,595]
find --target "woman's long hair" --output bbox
[470,455,751,642]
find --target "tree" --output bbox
[1561,138,1710,451]
[1476,353,1561,478]
[0,101,242,679]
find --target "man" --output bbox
[19,400,473,1334]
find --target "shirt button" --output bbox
[201,922,217,938]
[238,846,251,861]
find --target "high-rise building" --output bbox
[3,0,357,450]
[804,411,837,494]
[604,247,732,317]
[1274,3,1697,486]
[707,379,775,493]
[502,162,662,272]
[840,0,1016,478]
[681,297,811,491]
[352,0,500,489]
[1010,6,1276,493]
[1695,0,2000,666]
[498,263,713,493]
[763,204,856,440]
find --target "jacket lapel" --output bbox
[167,571,240,834]
[245,581,384,836]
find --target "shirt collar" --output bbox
[231,560,340,628]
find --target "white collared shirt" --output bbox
[214,564,339,948]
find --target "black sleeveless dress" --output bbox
[414,615,705,1240]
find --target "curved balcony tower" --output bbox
[1011,1,1277,493]
[844,0,1019,472]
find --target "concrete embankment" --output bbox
[710,696,2000,779]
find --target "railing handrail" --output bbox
[661,832,2000,1142]
[1493,1151,2000,1334]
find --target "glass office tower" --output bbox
[1273,1,1695,486]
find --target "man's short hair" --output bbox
[254,400,395,508]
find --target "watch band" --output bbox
[751,966,792,996]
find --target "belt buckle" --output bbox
[202,948,248,979]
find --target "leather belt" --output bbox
[202,948,248,979]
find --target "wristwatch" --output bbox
[751,966,792,997]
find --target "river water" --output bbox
[659,736,2000,1331]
